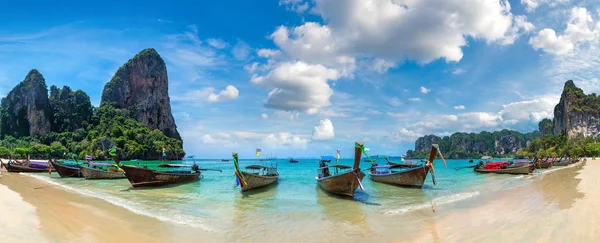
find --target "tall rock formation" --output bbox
[415,135,441,152]
[49,85,93,132]
[0,69,52,138]
[538,118,553,137]
[552,80,600,139]
[101,48,181,140]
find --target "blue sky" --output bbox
[2,0,600,158]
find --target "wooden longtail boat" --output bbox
[553,158,571,166]
[49,159,83,178]
[120,164,201,188]
[4,159,54,173]
[369,145,446,188]
[110,150,220,188]
[316,142,366,197]
[474,161,534,174]
[233,153,279,192]
[80,162,126,179]
[536,158,553,169]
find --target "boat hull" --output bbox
[474,164,534,174]
[240,171,279,192]
[50,160,82,178]
[80,166,126,179]
[553,161,571,166]
[369,166,429,188]
[121,165,200,188]
[537,161,553,169]
[5,162,53,173]
[316,170,365,197]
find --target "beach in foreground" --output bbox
[1,159,598,243]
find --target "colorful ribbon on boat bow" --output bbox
[353,171,364,190]
[355,142,376,164]
[232,153,247,187]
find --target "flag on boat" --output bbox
[255,147,261,157]
[336,149,341,159]
[85,155,92,160]
[162,147,166,157]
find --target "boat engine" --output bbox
[191,163,200,172]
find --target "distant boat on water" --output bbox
[221,159,230,162]
[289,158,299,163]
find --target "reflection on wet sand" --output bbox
[535,164,585,210]
[315,187,374,241]
[227,184,279,241]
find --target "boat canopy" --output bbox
[329,164,352,169]
[87,162,118,167]
[246,164,266,170]
[157,164,192,168]
[30,161,49,165]
[320,156,336,161]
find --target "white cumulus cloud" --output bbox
[454,105,466,110]
[409,98,421,102]
[263,132,308,149]
[312,119,335,140]
[251,61,339,114]
[207,85,239,103]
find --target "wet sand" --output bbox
[411,159,597,242]
[0,172,219,243]
[1,160,597,242]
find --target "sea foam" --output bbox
[384,191,480,215]
[21,173,217,232]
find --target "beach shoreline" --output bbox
[0,171,219,243]
[1,159,597,242]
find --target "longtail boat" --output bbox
[383,156,420,168]
[80,162,126,179]
[289,158,299,163]
[49,159,83,178]
[233,152,279,192]
[110,149,220,188]
[316,142,366,197]
[553,158,571,166]
[536,158,553,169]
[369,145,446,188]
[4,159,54,173]
[474,160,534,174]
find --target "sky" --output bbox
[2,0,600,158]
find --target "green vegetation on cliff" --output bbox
[407,129,541,159]
[0,104,183,160]
[519,134,600,158]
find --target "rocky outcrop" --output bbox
[552,80,600,139]
[409,130,540,158]
[538,118,553,137]
[49,85,93,132]
[0,69,52,138]
[415,135,441,152]
[101,48,181,140]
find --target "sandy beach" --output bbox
[1,159,597,243]
[411,159,597,242]
[0,170,219,243]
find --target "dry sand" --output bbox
[412,159,599,242]
[0,171,218,243]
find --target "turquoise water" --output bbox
[23,158,543,240]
